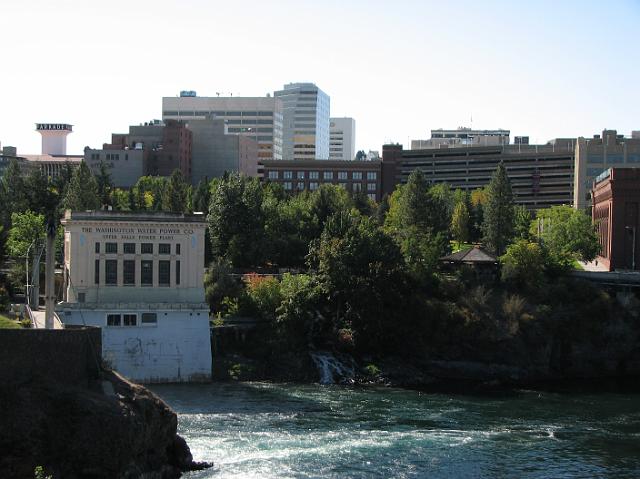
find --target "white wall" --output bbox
[62,308,212,383]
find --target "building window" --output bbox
[94,259,100,284]
[123,260,135,285]
[159,243,171,255]
[141,260,153,285]
[141,313,157,325]
[309,171,318,179]
[123,314,137,326]
[353,183,362,192]
[367,183,376,191]
[309,182,319,190]
[284,171,293,179]
[141,243,153,254]
[367,172,377,180]
[297,182,305,190]
[95,242,100,254]
[338,183,347,189]
[107,314,121,327]
[105,260,117,285]
[297,171,306,179]
[176,260,181,285]
[284,182,292,190]
[78,292,86,303]
[176,243,181,255]
[268,171,278,179]
[323,171,333,180]
[123,243,135,254]
[353,172,362,180]
[105,242,117,254]
[338,171,347,180]
[368,193,376,201]
[159,260,170,286]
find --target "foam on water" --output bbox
[151,383,640,479]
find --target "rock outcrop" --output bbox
[0,370,211,479]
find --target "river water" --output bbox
[151,382,640,479]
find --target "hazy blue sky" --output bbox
[1,0,639,156]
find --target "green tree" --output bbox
[469,187,488,242]
[62,162,100,211]
[162,169,190,213]
[7,211,46,259]
[482,163,514,255]
[204,258,243,315]
[95,161,113,207]
[532,205,600,268]
[24,168,59,217]
[192,178,211,213]
[310,210,409,350]
[513,205,533,240]
[355,150,366,161]
[451,200,470,247]
[500,240,546,290]
[208,174,265,267]
[1,159,28,220]
[111,188,131,211]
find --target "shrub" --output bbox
[364,363,381,377]
[501,240,546,290]
[245,274,282,321]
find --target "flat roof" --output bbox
[63,210,206,224]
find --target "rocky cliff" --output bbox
[0,370,210,478]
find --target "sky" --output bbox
[1,0,639,156]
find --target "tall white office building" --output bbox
[162,92,283,160]
[274,83,330,160]
[329,118,356,161]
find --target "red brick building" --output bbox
[592,168,640,271]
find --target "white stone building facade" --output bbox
[57,211,212,383]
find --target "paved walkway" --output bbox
[578,260,609,272]
[31,310,64,329]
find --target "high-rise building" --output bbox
[574,130,640,210]
[186,117,258,183]
[162,93,283,161]
[411,128,510,150]
[329,118,356,161]
[274,83,330,160]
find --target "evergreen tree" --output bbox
[192,178,211,213]
[513,205,533,240]
[63,161,100,211]
[25,168,58,216]
[1,159,28,218]
[95,161,113,207]
[482,162,515,255]
[162,169,189,213]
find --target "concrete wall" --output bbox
[0,327,102,386]
[62,309,211,383]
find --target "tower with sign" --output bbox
[36,123,73,155]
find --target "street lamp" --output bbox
[625,226,636,271]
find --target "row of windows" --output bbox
[164,110,274,117]
[96,259,180,286]
[281,181,376,192]
[106,312,157,327]
[96,242,180,255]
[268,171,377,180]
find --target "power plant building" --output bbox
[57,210,212,383]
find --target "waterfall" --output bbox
[309,351,356,385]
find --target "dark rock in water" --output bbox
[0,370,212,478]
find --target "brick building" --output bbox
[592,168,640,271]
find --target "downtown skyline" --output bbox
[1,0,639,156]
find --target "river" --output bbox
[151,382,640,478]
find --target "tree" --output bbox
[500,240,546,290]
[111,189,131,211]
[162,169,190,213]
[95,161,113,207]
[192,178,211,213]
[208,174,265,267]
[482,163,514,255]
[6,211,46,259]
[355,150,366,161]
[451,201,470,247]
[309,210,409,351]
[513,205,532,240]
[469,187,488,242]
[384,170,449,282]
[62,162,100,211]
[1,159,28,220]
[25,168,59,217]
[531,205,600,268]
